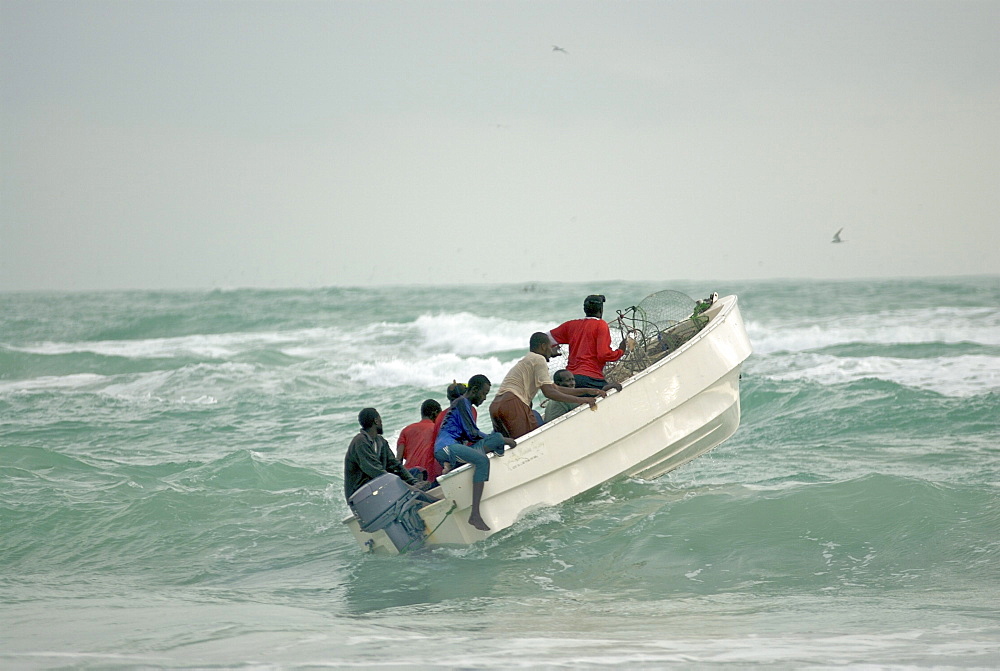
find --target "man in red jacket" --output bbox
[396,398,442,484]
[548,294,629,390]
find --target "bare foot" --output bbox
[469,515,490,531]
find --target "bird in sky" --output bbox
[552,45,568,54]
[831,227,845,243]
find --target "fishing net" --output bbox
[603,290,717,384]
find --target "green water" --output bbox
[2,277,999,668]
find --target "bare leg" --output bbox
[468,481,489,531]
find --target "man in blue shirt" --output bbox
[435,374,515,531]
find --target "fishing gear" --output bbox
[604,290,717,384]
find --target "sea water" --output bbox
[1,277,999,668]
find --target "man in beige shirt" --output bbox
[489,332,604,439]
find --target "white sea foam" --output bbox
[1,308,554,413]
[10,329,339,360]
[10,304,998,399]
[343,312,572,389]
[0,373,108,393]
[306,312,557,388]
[6,311,546,364]
[98,363,259,401]
[98,369,177,398]
[346,352,516,389]
[756,353,1000,397]
[0,363,259,401]
[414,312,545,355]
[748,306,1000,354]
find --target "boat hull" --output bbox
[345,294,752,554]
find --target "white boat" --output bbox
[344,293,753,554]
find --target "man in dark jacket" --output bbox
[344,407,434,503]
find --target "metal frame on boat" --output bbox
[344,294,753,554]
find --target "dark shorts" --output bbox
[573,374,607,390]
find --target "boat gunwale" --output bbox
[434,294,741,485]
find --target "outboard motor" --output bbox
[348,473,427,553]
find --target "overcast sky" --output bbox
[2,0,997,291]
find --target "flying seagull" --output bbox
[831,227,845,243]
[552,45,568,54]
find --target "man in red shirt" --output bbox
[548,294,629,390]
[396,399,442,484]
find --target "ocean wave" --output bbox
[5,328,342,360]
[480,473,1000,597]
[337,472,1000,617]
[752,352,999,397]
[413,312,546,355]
[3,310,546,365]
[747,306,1000,354]
[0,372,109,394]
[0,362,256,402]
[346,352,516,389]
[0,447,333,572]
